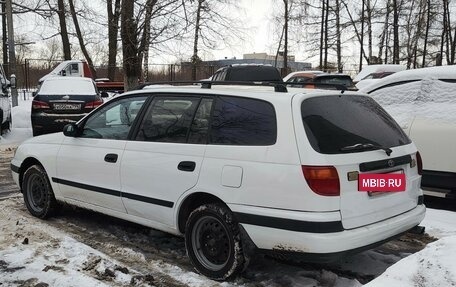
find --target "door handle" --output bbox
[178,161,196,172]
[104,153,118,163]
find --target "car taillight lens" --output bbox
[84,99,103,109]
[32,100,50,109]
[416,152,423,175]
[302,166,340,196]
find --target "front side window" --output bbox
[136,96,200,143]
[210,96,276,145]
[81,96,147,140]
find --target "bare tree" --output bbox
[107,0,121,81]
[121,0,139,90]
[68,0,97,77]
[187,0,244,80]
[56,0,71,59]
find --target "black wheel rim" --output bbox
[191,215,231,271]
[26,173,48,213]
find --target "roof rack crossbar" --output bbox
[136,80,289,93]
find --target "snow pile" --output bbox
[366,208,456,286]
[365,236,456,287]
[0,95,32,148]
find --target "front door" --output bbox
[56,95,147,212]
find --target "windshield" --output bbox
[301,95,411,154]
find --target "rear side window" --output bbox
[301,95,411,154]
[136,96,199,143]
[210,96,276,145]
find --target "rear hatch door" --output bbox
[293,93,421,229]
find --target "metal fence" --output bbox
[18,59,220,91]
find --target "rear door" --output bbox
[121,95,211,226]
[294,94,421,229]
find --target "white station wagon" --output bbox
[11,83,425,280]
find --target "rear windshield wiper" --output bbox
[340,143,393,156]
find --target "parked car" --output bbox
[31,77,107,136]
[0,66,14,135]
[282,70,324,82]
[11,82,425,280]
[354,64,406,82]
[355,64,406,90]
[210,64,282,82]
[284,71,356,90]
[359,66,456,199]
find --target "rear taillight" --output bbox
[416,152,423,175]
[302,166,340,196]
[84,99,103,109]
[32,100,50,109]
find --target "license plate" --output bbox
[53,103,81,110]
[358,170,406,195]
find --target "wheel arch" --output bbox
[19,157,43,191]
[177,192,228,234]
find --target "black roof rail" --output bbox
[135,80,289,93]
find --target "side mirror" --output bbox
[100,91,109,98]
[63,123,79,137]
[60,70,66,76]
[10,74,16,89]
[32,91,37,97]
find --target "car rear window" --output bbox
[314,76,353,87]
[301,95,411,154]
[227,67,282,82]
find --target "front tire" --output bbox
[185,204,248,280]
[22,164,57,219]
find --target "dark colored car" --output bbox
[211,64,283,82]
[285,72,356,90]
[31,77,106,136]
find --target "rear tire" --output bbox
[185,203,248,280]
[22,164,57,219]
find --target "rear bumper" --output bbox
[233,204,425,259]
[31,113,86,133]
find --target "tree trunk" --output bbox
[57,0,71,60]
[366,0,373,62]
[319,0,325,69]
[336,0,342,72]
[392,0,400,64]
[192,0,203,81]
[378,0,391,63]
[68,0,97,78]
[121,0,140,91]
[324,0,329,70]
[138,0,157,82]
[439,0,447,66]
[283,0,288,75]
[107,0,121,81]
[422,0,430,66]
[359,0,365,70]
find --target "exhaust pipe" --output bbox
[410,225,426,234]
